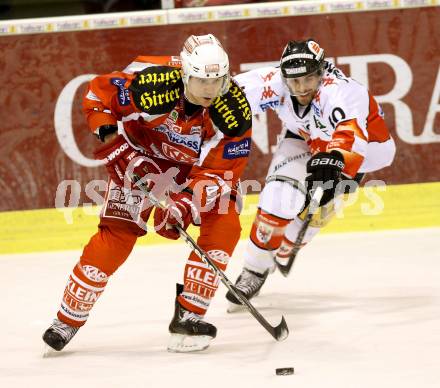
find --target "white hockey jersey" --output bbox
[234,62,396,177]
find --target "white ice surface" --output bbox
[1,228,439,388]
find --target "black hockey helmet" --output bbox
[280,39,325,79]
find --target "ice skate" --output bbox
[226,268,268,312]
[42,319,79,353]
[168,285,217,353]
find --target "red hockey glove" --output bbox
[94,134,147,186]
[154,191,201,240]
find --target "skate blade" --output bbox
[226,301,247,313]
[42,344,59,358]
[167,334,212,353]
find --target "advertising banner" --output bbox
[0,4,439,211]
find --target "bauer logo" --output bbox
[223,137,251,159]
[311,158,344,169]
[111,77,130,106]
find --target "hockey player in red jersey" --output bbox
[43,34,252,352]
[226,39,396,309]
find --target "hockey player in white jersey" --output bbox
[226,39,396,308]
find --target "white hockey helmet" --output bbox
[180,34,230,95]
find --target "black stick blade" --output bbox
[230,286,290,341]
[274,316,289,341]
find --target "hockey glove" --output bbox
[305,150,345,206]
[94,134,148,186]
[154,191,201,240]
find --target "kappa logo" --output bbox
[162,143,198,164]
[260,86,279,100]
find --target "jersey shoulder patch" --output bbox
[129,65,183,115]
[209,80,252,137]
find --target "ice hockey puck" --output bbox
[275,367,294,375]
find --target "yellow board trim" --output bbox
[1,182,439,255]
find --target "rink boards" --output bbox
[1,182,439,254]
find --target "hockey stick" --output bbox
[132,176,289,342]
[275,186,324,277]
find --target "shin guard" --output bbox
[58,263,108,327]
[275,236,306,266]
[178,250,229,316]
[243,209,291,273]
